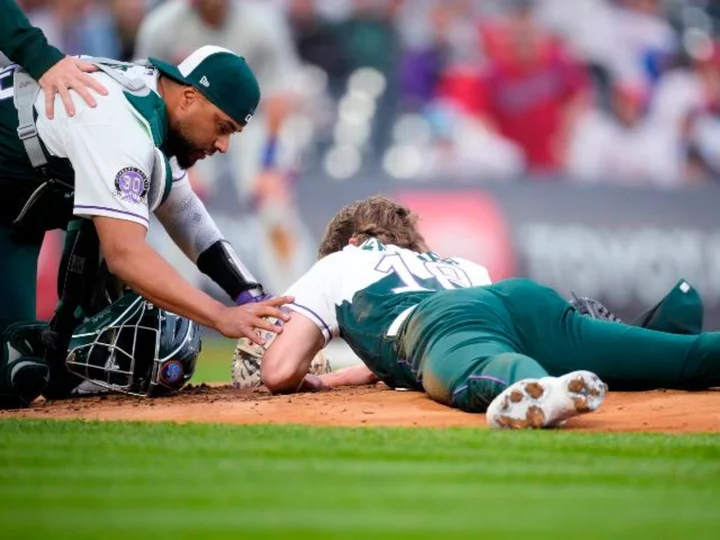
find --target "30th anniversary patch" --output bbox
[114,167,149,204]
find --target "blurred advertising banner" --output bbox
[295,174,720,328]
[393,191,516,282]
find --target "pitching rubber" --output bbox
[486,370,608,429]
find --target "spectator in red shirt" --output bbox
[440,0,590,175]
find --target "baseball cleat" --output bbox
[486,370,607,429]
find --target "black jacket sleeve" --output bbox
[0,0,64,80]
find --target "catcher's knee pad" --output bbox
[0,322,50,408]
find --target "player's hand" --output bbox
[215,296,293,344]
[39,56,108,119]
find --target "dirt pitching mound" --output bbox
[2,385,719,433]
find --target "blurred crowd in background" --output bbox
[16,0,720,188]
[12,0,720,334]
[16,0,720,310]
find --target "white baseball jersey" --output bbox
[0,60,224,264]
[285,239,492,346]
[32,62,177,229]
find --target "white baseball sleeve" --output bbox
[284,253,342,344]
[153,170,223,262]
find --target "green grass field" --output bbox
[1,420,719,539]
[2,338,719,539]
[192,337,361,383]
[192,337,235,384]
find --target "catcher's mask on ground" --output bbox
[65,293,201,397]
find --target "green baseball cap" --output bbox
[149,45,260,126]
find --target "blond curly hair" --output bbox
[317,196,428,259]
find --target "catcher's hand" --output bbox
[231,316,332,389]
[569,292,623,323]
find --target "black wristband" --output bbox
[196,240,259,300]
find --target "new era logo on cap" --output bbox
[199,76,210,87]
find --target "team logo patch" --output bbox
[159,360,184,386]
[114,167,149,204]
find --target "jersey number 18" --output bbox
[375,253,472,294]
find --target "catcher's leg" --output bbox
[0,227,42,331]
[0,226,49,408]
[43,219,102,399]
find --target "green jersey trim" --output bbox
[123,90,168,148]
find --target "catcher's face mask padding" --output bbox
[66,292,201,396]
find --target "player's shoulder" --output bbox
[34,69,135,128]
[49,73,158,158]
[79,74,150,127]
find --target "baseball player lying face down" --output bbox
[235,196,720,429]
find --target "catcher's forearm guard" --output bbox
[196,240,263,301]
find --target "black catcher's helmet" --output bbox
[65,292,201,396]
